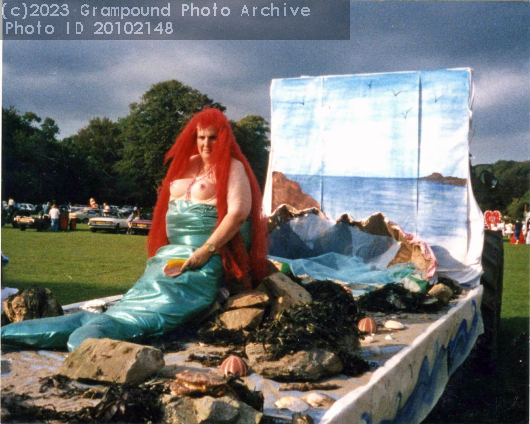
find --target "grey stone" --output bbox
[162,395,262,424]
[218,308,264,330]
[245,343,343,381]
[3,286,63,324]
[58,338,164,384]
[225,291,269,310]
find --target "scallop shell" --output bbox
[274,396,309,412]
[220,355,248,377]
[384,320,405,330]
[358,317,377,334]
[364,336,375,343]
[301,392,336,407]
[385,335,394,341]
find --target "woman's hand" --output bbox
[167,247,213,277]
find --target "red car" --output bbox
[129,214,152,235]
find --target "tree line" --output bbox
[2,80,270,209]
[471,160,530,220]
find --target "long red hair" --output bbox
[148,108,269,286]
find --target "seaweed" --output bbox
[356,283,443,313]
[2,380,167,423]
[250,280,370,376]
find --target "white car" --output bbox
[88,211,129,233]
[70,207,102,224]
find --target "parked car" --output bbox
[14,207,76,231]
[17,203,36,212]
[129,214,153,235]
[69,207,101,224]
[121,205,135,214]
[88,211,129,233]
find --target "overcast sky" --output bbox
[2,1,529,165]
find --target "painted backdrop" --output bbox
[264,69,482,278]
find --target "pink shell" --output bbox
[358,317,377,334]
[220,355,248,377]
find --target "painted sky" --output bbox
[2,2,529,165]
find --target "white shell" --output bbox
[385,335,394,341]
[302,392,336,407]
[384,320,405,330]
[274,396,309,412]
[364,336,375,343]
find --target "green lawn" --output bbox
[1,225,148,305]
[500,241,529,336]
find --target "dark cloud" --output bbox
[2,2,528,163]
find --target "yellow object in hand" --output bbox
[166,258,186,269]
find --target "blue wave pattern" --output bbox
[361,300,480,424]
[286,174,467,255]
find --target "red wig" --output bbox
[147,108,269,286]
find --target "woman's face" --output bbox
[197,126,218,164]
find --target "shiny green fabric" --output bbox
[2,200,249,351]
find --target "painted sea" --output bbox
[285,174,469,268]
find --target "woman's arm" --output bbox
[177,159,252,273]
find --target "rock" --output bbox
[245,343,343,381]
[3,286,63,323]
[258,272,312,319]
[218,308,264,330]
[428,284,454,304]
[271,171,321,212]
[224,291,269,310]
[58,338,164,384]
[162,395,262,424]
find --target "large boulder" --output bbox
[58,338,164,384]
[257,272,312,319]
[3,286,63,324]
[162,395,262,424]
[245,343,343,381]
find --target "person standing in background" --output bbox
[49,204,60,232]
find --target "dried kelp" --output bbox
[250,280,370,376]
[357,283,443,313]
[228,379,264,412]
[92,382,166,423]
[2,380,167,424]
[186,353,224,367]
[2,393,93,423]
[279,382,341,391]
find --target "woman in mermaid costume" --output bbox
[1,108,269,351]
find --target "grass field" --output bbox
[1,224,148,305]
[1,225,529,422]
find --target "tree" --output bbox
[70,117,123,203]
[116,80,225,206]
[231,115,270,189]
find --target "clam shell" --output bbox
[358,317,377,334]
[301,392,336,407]
[220,355,248,377]
[384,320,405,330]
[364,336,375,343]
[385,335,394,341]
[274,396,309,412]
